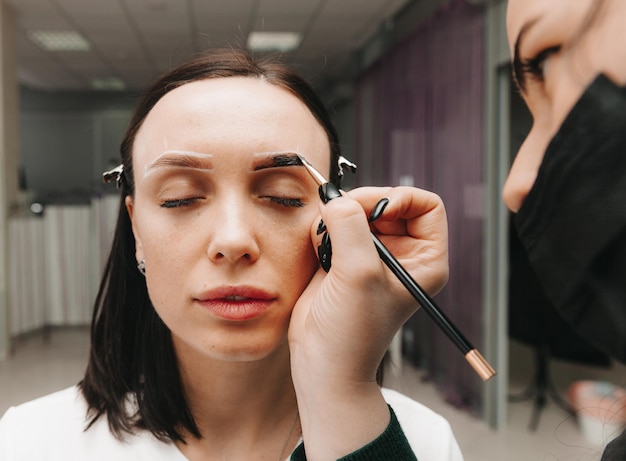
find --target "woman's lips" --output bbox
[194,286,276,321]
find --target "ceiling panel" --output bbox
[18,56,87,90]
[255,0,322,18]
[318,0,395,16]
[5,0,412,92]
[55,0,126,16]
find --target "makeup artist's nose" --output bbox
[207,201,260,264]
[503,125,547,213]
[502,161,535,213]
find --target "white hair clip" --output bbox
[337,155,357,179]
[102,164,124,189]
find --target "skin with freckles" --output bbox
[120,72,450,460]
[125,77,332,459]
[504,0,626,212]
[126,77,329,364]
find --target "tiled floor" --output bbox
[1,328,623,460]
[385,360,618,461]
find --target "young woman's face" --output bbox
[126,77,330,362]
[503,0,626,212]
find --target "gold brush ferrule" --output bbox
[465,349,496,381]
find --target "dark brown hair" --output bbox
[79,48,342,443]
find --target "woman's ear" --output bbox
[125,195,144,261]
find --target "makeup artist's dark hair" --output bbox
[79,48,343,443]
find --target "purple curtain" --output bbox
[353,0,485,414]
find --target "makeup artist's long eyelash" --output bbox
[520,45,561,81]
[265,197,305,208]
[160,198,200,208]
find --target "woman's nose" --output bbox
[206,202,260,264]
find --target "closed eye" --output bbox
[263,196,305,208]
[160,197,202,208]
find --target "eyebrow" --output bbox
[252,152,304,171]
[144,151,213,175]
[512,19,538,94]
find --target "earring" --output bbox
[137,260,146,276]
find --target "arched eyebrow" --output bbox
[143,150,213,176]
[252,152,303,171]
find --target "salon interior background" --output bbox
[4,0,603,431]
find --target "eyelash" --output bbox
[520,45,561,81]
[264,196,305,208]
[159,196,304,209]
[160,198,200,208]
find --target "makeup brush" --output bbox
[297,154,496,382]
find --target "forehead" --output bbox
[506,0,529,50]
[133,76,329,162]
[506,0,548,53]
[506,0,596,54]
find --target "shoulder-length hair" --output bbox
[79,48,342,443]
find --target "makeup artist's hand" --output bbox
[288,185,448,460]
[349,185,449,297]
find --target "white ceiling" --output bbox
[5,0,412,92]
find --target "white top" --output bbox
[0,386,463,460]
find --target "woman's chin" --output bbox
[176,330,290,364]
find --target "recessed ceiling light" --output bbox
[27,30,90,52]
[91,77,126,91]
[247,31,302,52]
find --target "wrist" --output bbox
[292,376,389,461]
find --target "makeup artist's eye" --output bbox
[520,45,560,82]
[262,196,305,208]
[160,197,202,208]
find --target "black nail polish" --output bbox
[316,219,327,235]
[317,232,332,272]
[368,198,390,223]
[319,182,342,203]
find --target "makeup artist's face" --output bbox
[503,0,626,212]
[126,77,329,362]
